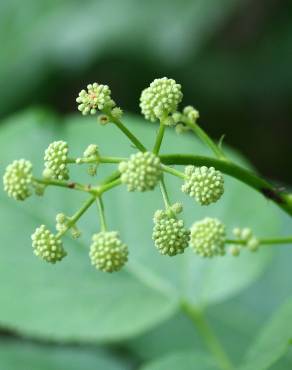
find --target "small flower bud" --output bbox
[83,144,99,158]
[152,207,190,256]
[3,159,33,201]
[182,166,224,205]
[183,106,199,122]
[119,152,162,192]
[247,237,259,252]
[43,141,69,180]
[140,77,183,122]
[190,217,226,257]
[89,231,128,272]
[76,83,115,115]
[111,107,123,119]
[229,245,241,257]
[31,225,66,263]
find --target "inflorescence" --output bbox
[2,77,269,273]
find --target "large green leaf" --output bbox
[139,351,217,370]
[0,108,279,342]
[0,340,129,370]
[239,299,292,370]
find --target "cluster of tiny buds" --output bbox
[3,76,270,274]
[119,151,162,192]
[31,225,67,263]
[173,106,200,134]
[43,141,69,180]
[76,83,116,115]
[152,203,190,256]
[76,144,100,176]
[3,159,34,201]
[190,217,226,257]
[89,231,128,272]
[182,166,224,205]
[140,77,183,122]
[229,227,260,256]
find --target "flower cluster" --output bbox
[31,225,67,263]
[3,76,268,276]
[140,77,183,122]
[182,166,224,205]
[89,231,128,272]
[76,83,115,115]
[152,203,190,256]
[43,141,69,180]
[119,152,162,192]
[190,218,226,257]
[3,159,33,201]
[229,227,259,256]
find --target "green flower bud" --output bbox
[119,152,162,192]
[247,237,259,252]
[89,231,128,272]
[190,217,226,257]
[182,165,224,205]
[83,144,99,158]
[76,83,115,115]
[43,141,69,180]
[31,225,66,263]
[232,227,259,252]
[3,159,33,201]
[152,206,190,256]
[111,107,123,119]
[229,245,240,257]
[183,106,199,122]
[140,77,183,122]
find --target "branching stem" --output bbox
[181,301,234,370]
[160,154,292,217]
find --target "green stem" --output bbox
[159,177,171,209]
[153,122,165,155]
[98,178,121,194]
[184,118,226,159]
[181,301,234,370]
[96,196,107,231]
[160,154,292,217]
[109,115,147,152]
[67,156,126,164]
[227,237,292,246]
[34,177,93,194]
[161,164,186,179]
[57,196,96,238]
[100,171,121,185]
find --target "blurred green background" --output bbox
[1,1,292,369]
[1,0,292,183]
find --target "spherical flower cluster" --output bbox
[76,83,115,115]
[119,152,162,192]
[3,159,33,201]
[140,77,183,122]
[89,231,128,272]
[182,166,224,205]
[31,225,67,263]
[43,141,69,180]
[152,204,190,256]
[190,217,226,257]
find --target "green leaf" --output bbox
[240,299,292,370]
[139,350,217,370]
[0,108,279,342]
[0,340,129,370]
